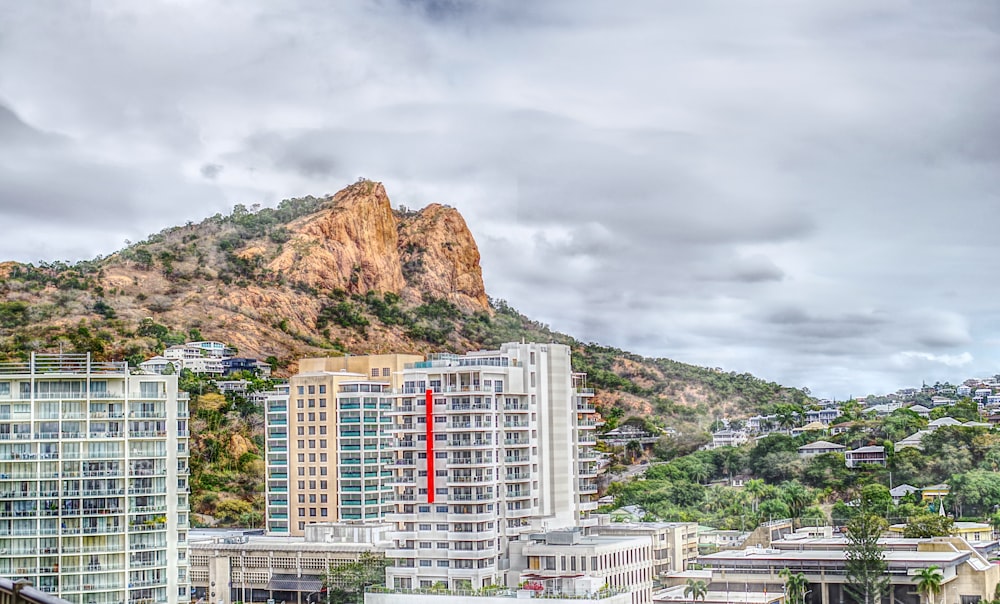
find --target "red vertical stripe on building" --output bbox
[426,388,435,504]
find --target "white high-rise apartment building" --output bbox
[0,353,190,604]
[385,342,598,591]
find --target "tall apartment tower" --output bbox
[0,353,191,604]
[267,354,421,535]
[385,342,598,591]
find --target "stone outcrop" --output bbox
[267,180,489,311]
[268,181,407,295]
[398,203,490,311]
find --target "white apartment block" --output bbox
[384,342,598,592]
[0,353,190,604]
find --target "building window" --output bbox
[319,412,327,421]
[319,385,326,394]
[319,398,326,407]
[308,385,316,394]
[372,368,379,377]
[383,368,390,377]
[297,386,304,395]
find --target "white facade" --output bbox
[384,343,598,592]
[0,353,190,604]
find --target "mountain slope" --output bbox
[0,179,807,417]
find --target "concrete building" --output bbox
[513,529,654,604]
[190,523,392,604]
[384,343,599,592]
[696,536,1000,604]
[0,353,190,604]
[591,521,699,580]
[137,356,181,376]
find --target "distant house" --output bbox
[922,483,950,502]
[956,385,973,397]
[928,397,954,408]
[829,421,860,436]
[889,484,919,504]
[928,417,963,429]
[845,445,886,468]
[138,356,181,375]
[895,430,931,451]
[907,404,931,417]
[600,424,654,446]
[705,429,750,450]
[797,441,846,458]
[791,421,828,436]
[805,408,842,425]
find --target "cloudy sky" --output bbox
[1,1,998,398]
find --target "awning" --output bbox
[266,574,324,592]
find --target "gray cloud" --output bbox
[0,0,997,398]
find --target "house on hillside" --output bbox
[791,421,828,436]
[705,429,750,450]
[928,417,963,430]
[829,421,861,436]
[922,483,950,503]
[797,441,845,458]
[906,404,931,417]
[845,445,886,468]
[889,484,919,505]
[895,430,931,451]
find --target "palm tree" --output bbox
[625,439,642,463]
[915,565,943,604]
[780,568,809,604]
[684,579,708,603]
[746,479,766,513]
[780,482,813,518]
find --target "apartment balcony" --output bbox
[448,458,492,466]
[448,494,494,503]
[503,438,528,446]
[578,481,599,494]
[447,475,494,484]
[504,455,530,464]
[505,473,531,482]
[448,439,493,449]
[448,547,498,560]
[447,422,494,430]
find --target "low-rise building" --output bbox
[592,521,699,580]
[895,430,931,451]
[796,441,845,458]
[889,484,920,504]
[844,445,886,468]
[695,536,1000,604]
[190,523,393,604]
[511,529,655,604]
[705,429,749,450]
